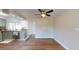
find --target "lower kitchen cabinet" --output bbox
[0,31,2,41]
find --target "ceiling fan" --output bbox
[35,9,53,18]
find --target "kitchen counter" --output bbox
[0,30,27,41]
[0,29,27,32]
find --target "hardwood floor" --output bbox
[0,38,65,50]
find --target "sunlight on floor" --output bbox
[0,39,14,43]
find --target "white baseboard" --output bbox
[53,38,70,50]
[35,37,53,38]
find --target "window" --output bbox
[7,23,21,31]
[6,20,28,31]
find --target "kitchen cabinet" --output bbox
[0,31,2,41]
[2,31,13,40]
[0,30,27,41]
[19,30,27,40]
[0,19,6,27]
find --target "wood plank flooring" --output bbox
[0,38,65,50]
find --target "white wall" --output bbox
[35,18,54,38]
[28,18,54,38]
[54,10,79,49]
[28,20,35,35]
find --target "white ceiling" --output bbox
[0,9,64,20]
[15,9,64,19]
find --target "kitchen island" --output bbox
[0,30,27,42]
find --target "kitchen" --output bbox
[0,17,28,43]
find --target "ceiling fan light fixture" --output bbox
[41,14,46,17]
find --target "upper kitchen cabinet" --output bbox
[0,19,6,30]
[0,19,6,27]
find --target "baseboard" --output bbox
[53,38,70,50]
[35,37,51,38]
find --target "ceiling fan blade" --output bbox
[46,14,51,16]
[46,10,53,13]
[38,9,42,13]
